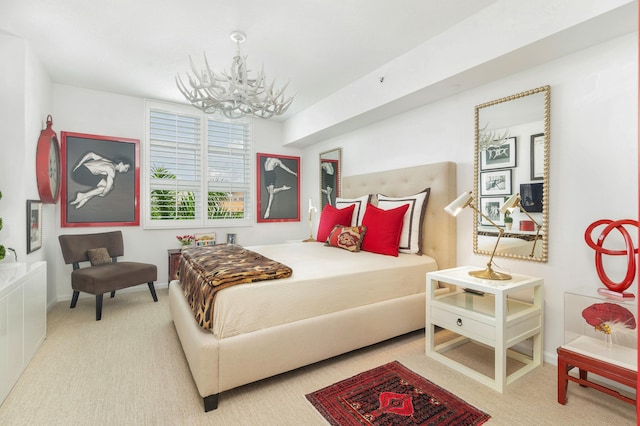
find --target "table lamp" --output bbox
[500,193,541,258]
[303,198,317,242]
[444,191,512,280]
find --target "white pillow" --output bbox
[377,188,430,254]
[335,195,372,226]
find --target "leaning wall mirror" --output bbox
[319,148,342,211]
[473,85,550,262]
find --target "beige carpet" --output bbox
[0,288,636,425]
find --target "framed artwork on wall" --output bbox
[530,133,545,180]
[479,197,505,226]
[480,169,512,196]
[61,132,140,227]
[320,158,339,210]
[26,200,42,253]
[480,137,517,170]
[520,182,544,213]
[256,153,300,222]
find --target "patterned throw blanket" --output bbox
[179,245,293,330]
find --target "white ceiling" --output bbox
[0,0,497,120]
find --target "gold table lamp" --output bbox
[445,191,512,280]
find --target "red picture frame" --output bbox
[256,153,300,223]
[61,132,140,227]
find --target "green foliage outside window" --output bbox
[150,165,244,220]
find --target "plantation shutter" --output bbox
[145,100,253,228]
[149,109,202,221]
[207,119,252,220]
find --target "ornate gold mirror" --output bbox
[473,86,550,262]
[319,148,342,211]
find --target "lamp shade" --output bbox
[444,191,473,217]
[500,193,520,214]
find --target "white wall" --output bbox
[51,85,304,301]
[0,34,55,300]
[300,33,638,364]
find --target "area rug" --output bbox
[306,361,490,426]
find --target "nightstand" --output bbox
[426,266,544,392]
[167,249,182,284]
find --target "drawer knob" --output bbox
[456,318,463,326]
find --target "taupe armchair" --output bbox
[58,231,158,320]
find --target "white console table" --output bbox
[0,262,47,405]
[426,266,543,392]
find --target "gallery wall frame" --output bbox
[61,132,140,227]
[27,200,42,253]
[530,133,545,180]
[256,153,300,223]
[479,197,505,226]
[520,182,544,213]
[480,169,512,196]
[480,137,517,170]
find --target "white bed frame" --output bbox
[168,161,457,411]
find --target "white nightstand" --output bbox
[426,266,544,392]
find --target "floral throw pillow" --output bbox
[325,225,367,252]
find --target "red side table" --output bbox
[557,344,636,405]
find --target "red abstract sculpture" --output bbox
[584,219,638,298]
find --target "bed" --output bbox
[168,161,457,411]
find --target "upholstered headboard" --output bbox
[342,162,457,270]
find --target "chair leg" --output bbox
[70,291,80,309]
[96,294,103,321]
[148,282,158,302]
[110,290,116,298]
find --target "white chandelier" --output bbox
[176,31,294,119]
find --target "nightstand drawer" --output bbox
[431,305,494,344]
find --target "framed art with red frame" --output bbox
[61,132,140,227]
[256,153,300,223]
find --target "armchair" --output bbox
[58,230,158,320]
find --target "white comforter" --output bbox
[211,242,438,339]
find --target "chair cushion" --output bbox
[71,262,157,295]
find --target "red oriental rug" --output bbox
[306,361,490,426]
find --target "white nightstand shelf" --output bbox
[426,266,544,393]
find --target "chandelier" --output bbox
[176,31,294,119]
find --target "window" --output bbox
[144,100,253,228]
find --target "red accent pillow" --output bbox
[317,204,356,242]
[361,203,410,256]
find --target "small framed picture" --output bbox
[480,170,512,196]
[480,137,517,170]
[226,233,237,245]
[479,197,505,226]
[520,182,544,213]
[530,133,545,180]
[27,200,43,253]
[195,232,216,247]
